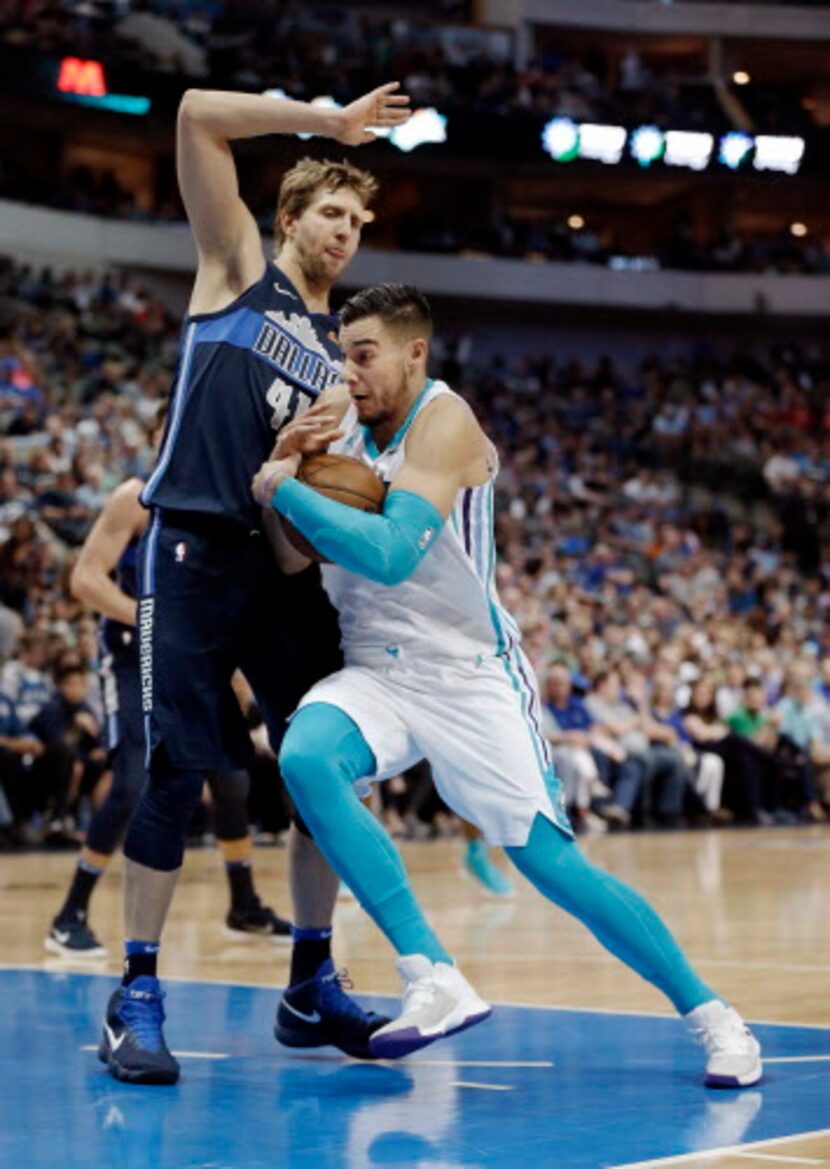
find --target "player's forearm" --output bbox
[272,480,442,586]
[179,89,342,143]
[71,568,137,626]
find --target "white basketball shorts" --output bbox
[297,647,573,847]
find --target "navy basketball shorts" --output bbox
[138,509,343,772]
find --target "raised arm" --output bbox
[70,479,146,626]
[177,84,410,280]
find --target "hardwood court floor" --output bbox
[2,826,830,1167]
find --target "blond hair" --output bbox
[275,158,378,246]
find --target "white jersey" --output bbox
[324,379,522,666]
[303,378,572,845]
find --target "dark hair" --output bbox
[56,664,86,684]
[340,283,432,336]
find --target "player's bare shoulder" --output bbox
[102,479,150,537]
[408,391,491,485]
[106,477,151,537]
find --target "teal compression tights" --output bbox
[280,703,717,1014]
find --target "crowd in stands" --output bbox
[1,257,830,846]
[0,0,812,135]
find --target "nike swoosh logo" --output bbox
[53,930,70,945]
[282,1000,321,1025]
[273,283,298,300]
[105,1023,127,1052]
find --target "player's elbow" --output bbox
[69,562,93,604]
[367,553,420,588]
[178,89,210,126]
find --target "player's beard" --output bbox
[363,369,408,432]
[296,236,338,289]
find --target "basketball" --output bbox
[281,452,387,562]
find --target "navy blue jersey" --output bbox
[142,261,341,528]
[101,536,139,657]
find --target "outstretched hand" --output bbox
[334,82,411,146]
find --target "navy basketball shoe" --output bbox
[275,960,390,1060]
[99,976,180,1084]
[45,912,107,958]
[225,896,292,941]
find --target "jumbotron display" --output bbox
[542,117,805,175]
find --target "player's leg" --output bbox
[207,769,290,939]
[242,561,341,975]
[47,742,144,957]
[286,815,339,963]
[101,516,253,1085]
[280,700,491,1058]
[504,812,762,1087]
[100,759,203,1084]
[47,655,145,958]
[281,703,449,960]
[452,648,760,1088]
[242,556,390,1057]
[399,647,759,1083]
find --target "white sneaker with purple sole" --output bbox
[685,1000,763,1088]
[369,954,492,1059]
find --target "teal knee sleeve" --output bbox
[280,704,450,964]
[505,814,716,1014]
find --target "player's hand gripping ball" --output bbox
[282,453,387,562]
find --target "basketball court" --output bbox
[5,828,829,1167]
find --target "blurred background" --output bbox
[2,0,830,848]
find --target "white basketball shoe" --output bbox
[368,954,492,1059]
[685,1000,763,1088]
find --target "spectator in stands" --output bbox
[28,663,107,844]
[683,677,783,825]
[541,663,608,834]
[584,669,653,828]
[650,671,726,821]
[0,630,52,724]
[0,689,43,842]
[772,665,826,821]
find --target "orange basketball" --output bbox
[281,453,387,562]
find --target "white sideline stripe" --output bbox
[732,1154,825,1165]
[81,1044,227,1060]
[451,1081,513,1091]
[764,1055,830,1064]
[403,1059,554,1069]
[607,1127,830,1168]
[7,964,830,1032]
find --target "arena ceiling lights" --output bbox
[541,117,805,175]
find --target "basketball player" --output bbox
[99,83,410,1085]
[46,452,291,958]
[253,284,763,1089]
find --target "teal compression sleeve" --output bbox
[273,479,444,586]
